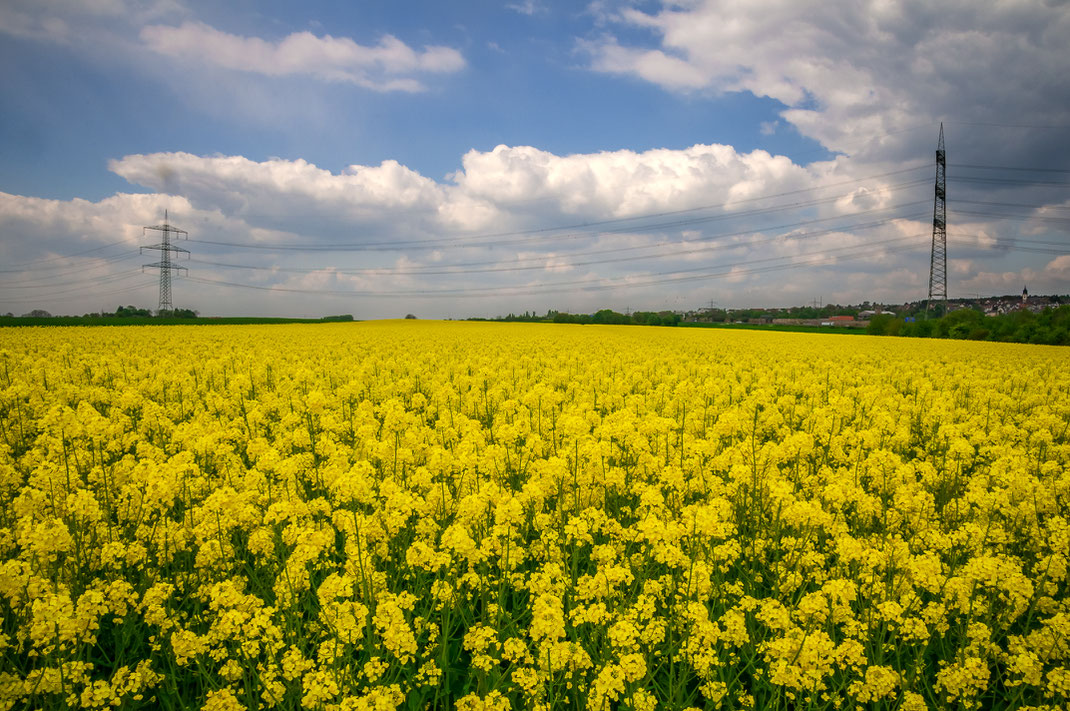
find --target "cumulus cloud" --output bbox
[583,1,1070,165]
[1046,255,1070,279]
[451,143,815,219]
[111,152,445,216]
[0,191,195,314]
[583,36,709,90]
[4,137,1066,317]
[0,141,948,316]
[109,142,839,240]
[957,265,1052,296]
[140,21,465,91]
[4,1,1067,318]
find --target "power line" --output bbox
[0,275,154,305]
[0,271,150,303]
[8,140,1067,310]
[954,176,1070,187]
[952,209,1070,226]
[945,121,1070,130]
[950,163,1070,175]
[181,233,927,299]
[178,179,930,262]
[948,233,1069,247]
[2,183,938,304]
[184,165,931,253]
[973,244,1070,255]
[950,233,1070,245]
[2,183,929,302]
[187,207,928,278]
[0,255,141,287]
[954,199,1070,212]
[948,236,1070,256]
[0,240,136,272]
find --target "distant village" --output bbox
[683,288,1067,328]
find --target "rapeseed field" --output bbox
[0,321,1067,710]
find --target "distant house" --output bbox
[828,315,855,322]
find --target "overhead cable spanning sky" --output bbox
[1,1,1068,318]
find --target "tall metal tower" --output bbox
[142,210,189,314]
[927,124,947,313]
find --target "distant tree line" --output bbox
[0,308,370,327]
[474,304,1070,345]
[867,305,1070,345]
[694,305,860,322]
[471,309,683,327]
[4,305,199,319]
[104,305,200,318]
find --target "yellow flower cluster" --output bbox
[0,321,1068,711]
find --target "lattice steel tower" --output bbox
[142,210,189,314]
[927,124,947,313]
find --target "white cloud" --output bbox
[109,142,832,238]
[107,151,474,238]
[1044,254,1070,279]
[5,2,1067,317]
[140,21,465,91]
[0,0,184,44]
[450,143,813,219]
[954,254,1070,297]
[111,152,445,214]
[5,137,1067,317]
[583,1,1070,163]
[0,4,463,96]
[508,1,547,16]
[950,258,975,276]
[0,190,193,248]
[583,37,709,90]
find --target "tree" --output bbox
[115,305,151,318]
[592,309,629,325]
[866,313,896,336]
[658,311,681,326]
[938,308,984,339]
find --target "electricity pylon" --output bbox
[927,124,947,314]
[142,210,189,314]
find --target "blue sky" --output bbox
[2,1,1068,318]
